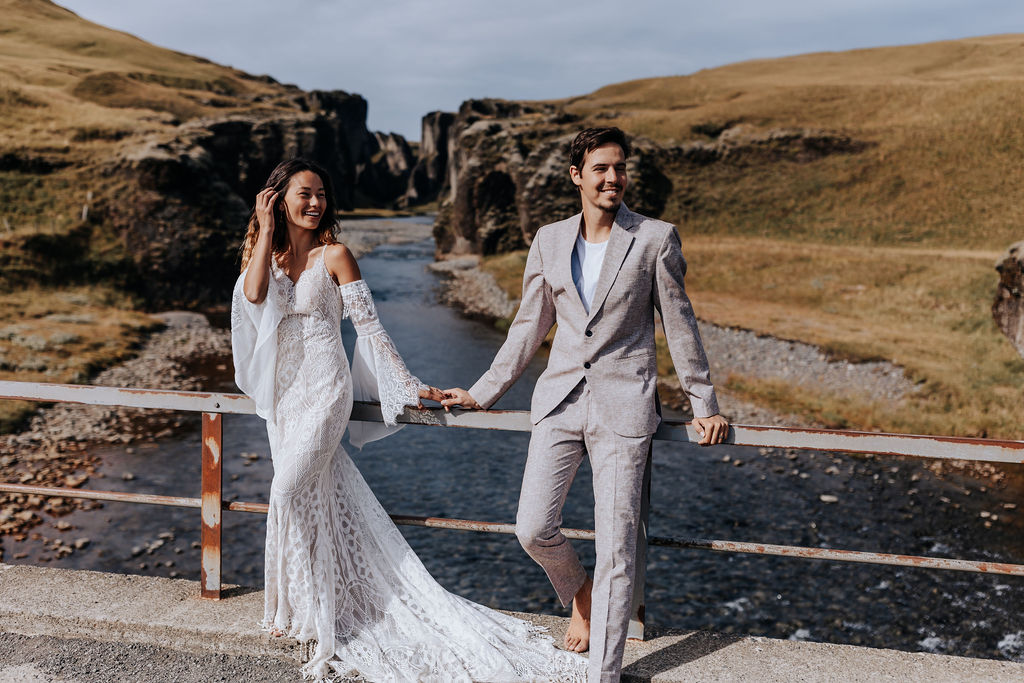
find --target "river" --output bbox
[5,221,1024,662]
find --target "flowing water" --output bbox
[6,220,1024,662]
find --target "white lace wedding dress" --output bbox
[231,251,586,682]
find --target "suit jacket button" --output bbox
[584,362,591,369]
[585,330,593,337]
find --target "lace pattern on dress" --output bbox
[340,279,425,426]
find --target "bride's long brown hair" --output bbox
[239,158,339,272]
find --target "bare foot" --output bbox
[564,576,592,652]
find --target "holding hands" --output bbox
[418,385,447,407]
[414,386,480,412]
[440,387,481,411]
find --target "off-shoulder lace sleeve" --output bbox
[230,270,286,422]
[341,280,425,437]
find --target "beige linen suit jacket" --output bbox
[469,204,719,437]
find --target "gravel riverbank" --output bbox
[429,256,518,320]
[0,312,231,557]
[428,255,1012,498]
[338,216,434,258]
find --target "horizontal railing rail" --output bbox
[2,481,1020,578]
[4,380,1021,463]
[2,380,1023,640]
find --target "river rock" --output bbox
[403,111,455,206]
[432,99,607,256]
[994,241,1024,358]
[429,256,518,321]
[431,101,872,258]
[96,90,416,309]
[366,132,416,202]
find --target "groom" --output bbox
[443,126,728,682]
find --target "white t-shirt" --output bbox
[571,232,608,314]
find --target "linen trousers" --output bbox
[516,380,652,683]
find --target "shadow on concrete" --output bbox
[623,629,744,681]
[221,585,261,599]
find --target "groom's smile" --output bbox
[571,142,628,214]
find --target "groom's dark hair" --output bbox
[569,127,631,170]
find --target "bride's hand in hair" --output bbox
[255,188,278,235]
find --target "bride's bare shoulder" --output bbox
[323,243,361,285]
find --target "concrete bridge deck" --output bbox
[1,563,1022,682]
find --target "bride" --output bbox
[231,158,586,682]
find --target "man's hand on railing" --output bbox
[441,387,482,412]
[693,414,729,446]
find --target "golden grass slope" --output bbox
[682,238,1023,439]
[0,0,307,238]
[0,0,294,154]
[0,0,301,431]
[562,34,1024,250]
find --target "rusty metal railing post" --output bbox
[627,443,653,641]
[200,412,223,599]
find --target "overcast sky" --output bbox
[57,0,1024,140]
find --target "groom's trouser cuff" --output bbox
[587,425,651,682]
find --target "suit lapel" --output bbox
[556,213,586,313]
[586,204,637,322]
